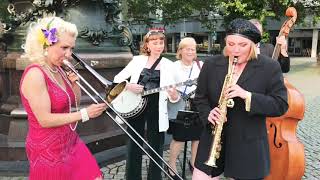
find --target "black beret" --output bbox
[226,18,261,44]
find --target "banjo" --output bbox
[106,78,197,118]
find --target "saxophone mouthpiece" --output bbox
[233,56,238,64]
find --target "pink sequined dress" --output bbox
[20,64,102,180]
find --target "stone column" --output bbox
[311,29,318,58]
[208,34,212,53]
[171,34,176,52]
[180,32,186,38]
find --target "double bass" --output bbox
[265,7,305,180]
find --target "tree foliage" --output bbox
[126,0,157,26]
[159,0,194,26]
[125,0,320,31]
[0,0,10,22]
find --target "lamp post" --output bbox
[181,18,187,38]
[207,10,218,55]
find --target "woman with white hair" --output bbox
[167,37,203,179]
[20,17,106,180]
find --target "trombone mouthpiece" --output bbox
[63,59,71,66]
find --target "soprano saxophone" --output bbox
[205,56,238,167]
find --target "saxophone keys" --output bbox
[215,152,220,159]
[227,99,235,108]
[217,144,222,152]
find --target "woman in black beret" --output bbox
[192,18,288,180]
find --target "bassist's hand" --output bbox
[276,36,289,57]
[126,83,144,94]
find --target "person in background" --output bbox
[249,19,290,73]
[20,17,107,180]
[192,18,288,180]
[167,37,203,179]
[113,29,179,180]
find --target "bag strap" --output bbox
[195,59,202,70]
[182,62,193,96]
[150,56,162,70]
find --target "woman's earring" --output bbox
[44,49,48,57]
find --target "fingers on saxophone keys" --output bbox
[208,114,216,125]
[208,116,221,125]
[208,108,221,125]
[225,85,234,98]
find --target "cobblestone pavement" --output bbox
[288,58,320,180]
[1,58,319,180]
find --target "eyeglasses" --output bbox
[145,30,165,38]
[182,48,196,52]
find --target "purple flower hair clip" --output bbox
[41,27,58,46]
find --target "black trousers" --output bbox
[125,94,165,180]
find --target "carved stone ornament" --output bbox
[1,0,132,47]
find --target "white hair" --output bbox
[23,16,78,63]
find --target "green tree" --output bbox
[126,0,159,26]
[218,0,308,25]
[189,0,221,31]
[125,0,320,32]
[159,0,194,26]
[0,0,10,22]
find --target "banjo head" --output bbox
[111,90,143,115]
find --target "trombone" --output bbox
[63,53,184,180]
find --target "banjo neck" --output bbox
[142,78,197,96]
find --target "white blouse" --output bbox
[173,60,203,96]
[113,55,176,132]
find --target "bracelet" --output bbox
[80,108,90,122]
[245,91,252,112]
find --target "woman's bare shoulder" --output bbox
[21,66,46,90]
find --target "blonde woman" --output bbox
[20,17,106,180]
[192,18,288,180]
[167,37,203,179]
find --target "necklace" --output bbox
[233,71,241,76]
[45,64,58,74]
[181,61,193,70]
[44,65,79,131]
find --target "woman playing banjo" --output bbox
[113,29,179,180]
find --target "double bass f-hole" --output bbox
[269,123,283,148]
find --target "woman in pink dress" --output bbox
[19,17,107,180]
